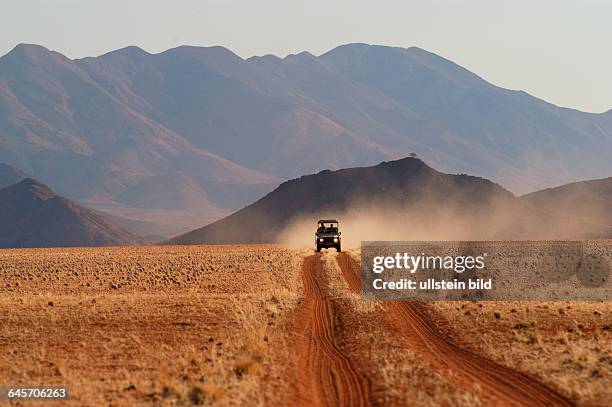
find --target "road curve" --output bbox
[336,253,574,407]
[293,255,371,407]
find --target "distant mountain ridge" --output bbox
[1,43,611,237]
[0,178,143,248]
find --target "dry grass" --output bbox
[427,300,611,406]
[346,246,611,407]
[2,244,608,406]
[0,245,300,406]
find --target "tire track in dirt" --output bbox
[293,255,371,407]
[337,253,574,407]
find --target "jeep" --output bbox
[315,219,341,252]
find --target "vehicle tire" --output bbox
[316,245,321,252]
[336,244,341,252]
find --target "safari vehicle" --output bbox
[315,219,341,252]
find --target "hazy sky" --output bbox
[2,0,611,112]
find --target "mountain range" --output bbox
[0,157,610,248]
[1,43,611,237]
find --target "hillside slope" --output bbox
[169,158,612,245]
[0,178,144,248]
[79,43,612,193]
[0,44,278,235]
[521,177,612,228]
[0,163,28,189]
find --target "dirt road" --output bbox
[336,252,574,407]
[293,255,371,406]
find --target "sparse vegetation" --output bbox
[0,245,300,406]
[0,244,608,405]
[428,300,612,406]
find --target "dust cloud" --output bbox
[276,197,612,249]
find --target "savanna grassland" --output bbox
[0,245,610,406]
[0,245,301,406]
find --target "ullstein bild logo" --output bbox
[361,241,612,301]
